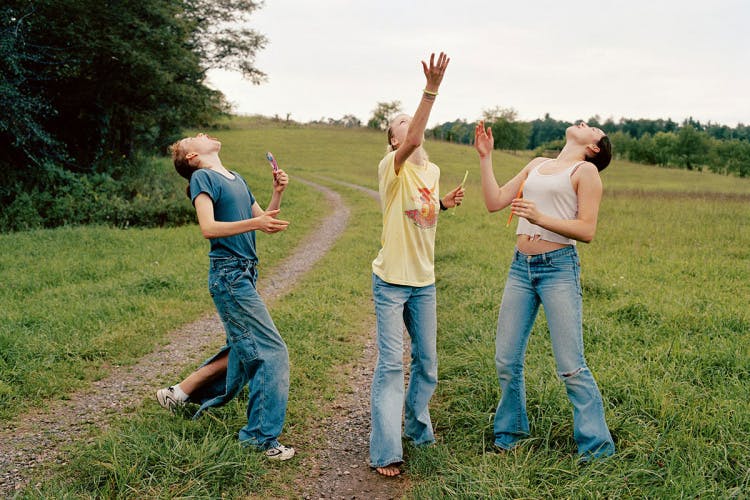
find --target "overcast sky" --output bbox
[206,0,749,127]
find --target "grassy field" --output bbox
[7,119,749,497]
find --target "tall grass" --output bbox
[14,120,750,497]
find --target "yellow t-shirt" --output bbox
[372,151,441,286]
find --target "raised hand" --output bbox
[475,121,494,158]
[273,168,289,193]
[421,52,450,93]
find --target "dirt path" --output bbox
[300,178,408,500]
[0,178,348,497]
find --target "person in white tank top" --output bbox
[474,120,616,462]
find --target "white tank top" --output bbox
[516,159,583,245]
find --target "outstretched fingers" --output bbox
[422,51,450,80]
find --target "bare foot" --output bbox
[375,465,401,477]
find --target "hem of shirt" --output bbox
[372,268,435,288]
[515,230,577,246]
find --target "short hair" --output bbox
[587,135,612,171]
[169,138,199,198]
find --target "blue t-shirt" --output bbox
[190,169,258,261]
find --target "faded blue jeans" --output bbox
[494,246,615,460]
[189,257,290,450]
[370,273,437,468]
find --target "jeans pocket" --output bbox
[224,266,247,287]
[548,255,576,271]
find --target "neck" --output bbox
[556,143,587,164]
[198,153,225,171]
[407,147,427,166]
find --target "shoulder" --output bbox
[378,151,397,177]
[574,161,601,179]
[379,151,396,167]
[190,168,215,189]
[573,161,603,192]
[191,168,212,180]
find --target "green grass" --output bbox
[11,119,750,497]
[0,156,327,420]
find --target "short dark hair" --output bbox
[587,135,612,171]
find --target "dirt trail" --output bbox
[0,178,348,496]
[300,178,407,500]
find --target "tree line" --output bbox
[422,108,750,177]
[367,101,749,177]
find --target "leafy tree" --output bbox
[528,113,571,149]
[1,0,265,175]
[1,0,267,230]
[483,106,531,151]
[367,101,402,130]
[184,0,268,83]
[339,114,362,128]
[675,125,710,170]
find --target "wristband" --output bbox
[439,199,448,211]
[423,88,439,96]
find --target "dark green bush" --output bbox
[0,158,194,232]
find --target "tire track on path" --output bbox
[0,178,348,497]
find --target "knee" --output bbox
[557,366,588,383]
[495,354,521,378]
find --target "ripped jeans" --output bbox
[493,246,614,459]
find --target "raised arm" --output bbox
[253,169,289,216]
[394,52,450,174]
[475,121,542,212]
[195,193,289,238]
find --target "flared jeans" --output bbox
[494,246,615,460]
[370,273,438,467]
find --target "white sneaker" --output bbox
[264,444,295,461]
[156,386,185,412]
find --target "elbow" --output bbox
[484,199,504,213]
[403,135,423,150]
[199,225,217,239]
[579,230,596,244]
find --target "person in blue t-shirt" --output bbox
[156,132,295,461]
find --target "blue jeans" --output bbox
[370,273,438,467]
[494,246,615,460]
[191,257,290,450]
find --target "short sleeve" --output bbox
[378,151,398,188]
[190,169,218,205]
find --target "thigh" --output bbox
[212,266,285,356]
[496,261,540,361]
[537,257,585,372]
[403,284,437,357]
[372,274,410,360]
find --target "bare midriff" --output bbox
[515,235,571,255]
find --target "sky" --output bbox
[206,0,749,128]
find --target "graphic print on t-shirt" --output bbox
[404,187,438,229]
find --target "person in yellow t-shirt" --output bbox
[369,52,464,477]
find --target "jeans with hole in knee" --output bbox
[370,273,437,467]
[493,246,615,460]
[192,257,289,450]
